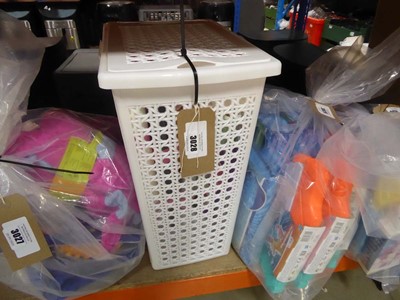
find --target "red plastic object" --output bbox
[289,13,325,46]
[305,17,325,46]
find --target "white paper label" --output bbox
[386,107,400,113]
[184,121,207,159]
[276,226,325,282]
[315,103,336,119]
[2,217,40,258]
[304,217,354,274]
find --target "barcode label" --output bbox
[304,217,353,274]
[332,222,345,234]
[300,231,313,243]
[276,226,325,282]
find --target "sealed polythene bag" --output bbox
[240,27,400,300]
[0,11,145,299]
[319,112,400,291]
[0,109,145,300]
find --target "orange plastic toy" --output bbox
[291,154,332,227]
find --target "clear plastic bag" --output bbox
[0,10,46,155]
[239,27,400,300]
[0,108,145,299]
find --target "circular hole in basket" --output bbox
[157,225,164,229]
[192,195,198,200]
[152,191,160,196]
[154,200,161,205]
[175,104,183,112]
[168,207,174,212]
[179,178,186,183]
[139,107,148,115]
[192,186,199,191]
[219,150,226,156]
[158,106,166,113]
[169,223,175,228]
[160,239,166,243]
[222,126,229,133]
[159,120,168,127]
[224,203,230,208]
[236,124,243,130]
[160,134,168,140]
[192,203,198,208]
[180,213,187,218]
[225,195,231,200]
[147,159,156,165]
[203,209,209,214]
[226,187,232,193]
[232,147,239,153]
[220,139,227,145]
[161,245,166,249]
[223,212,228,216]
[165,180,172,185]
[204,183,211,188]
[144,135,152,142]
[168,216,175,220]
[227,178,234,183]
[213,207,219,211]
[155,208,162,213]
[192,176,199,181]
[180,206,186,210]
[205,173,212,179]
[142,121,150,128]
[230,158,237,164]
[167,198,173,204]
[211,229,216,233]
[179,187,186,193]
[145,147,154,154]
[212,214,218,219]
[181,229,187,233]
[208,101,216,108]
[200,250,205,254]
[149,170,157,176]
[217,170,223,176]
[159,232,165,236]
[212,222,217,226]
[170,230,176,235]
[150,181,158,186]
[162,257,168,261]
[239,97,247,105]
[191,220,198,224]
[216,180,222,186]
[179,197,186,202]
[234,136,241,142]
[203,201,210,206]
[237,111,245,118]
[229,168,235,173]
[214,198,220,203]
[191,212,198,217]
[218,161,225,166]
[215,189,221,195]
[164,169,172,175]
[163,158,171,164]
[162,146,170,152]
[166,189,173,195]
[181,221,187,226]
[221,226,226,230]
[202,217,208,221]
[224,99,232,107]
[203,192,210,197]
[223,113,230,120]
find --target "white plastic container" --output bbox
[98,20,281,269]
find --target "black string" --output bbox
[0,157,94,175]
[180,0,199,106]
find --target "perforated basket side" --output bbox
[124,94,258,268]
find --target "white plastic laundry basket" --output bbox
[98,20,281,269]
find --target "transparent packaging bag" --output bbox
[0,109,146,300]
[242,27,400,300]
[0,10,46,155]
[0,11,145,299]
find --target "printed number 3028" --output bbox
[10,229,25,244]
[190,135,198,152]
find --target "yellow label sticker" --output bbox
[50,132,103,197]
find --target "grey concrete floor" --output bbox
[185,268,400,300]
